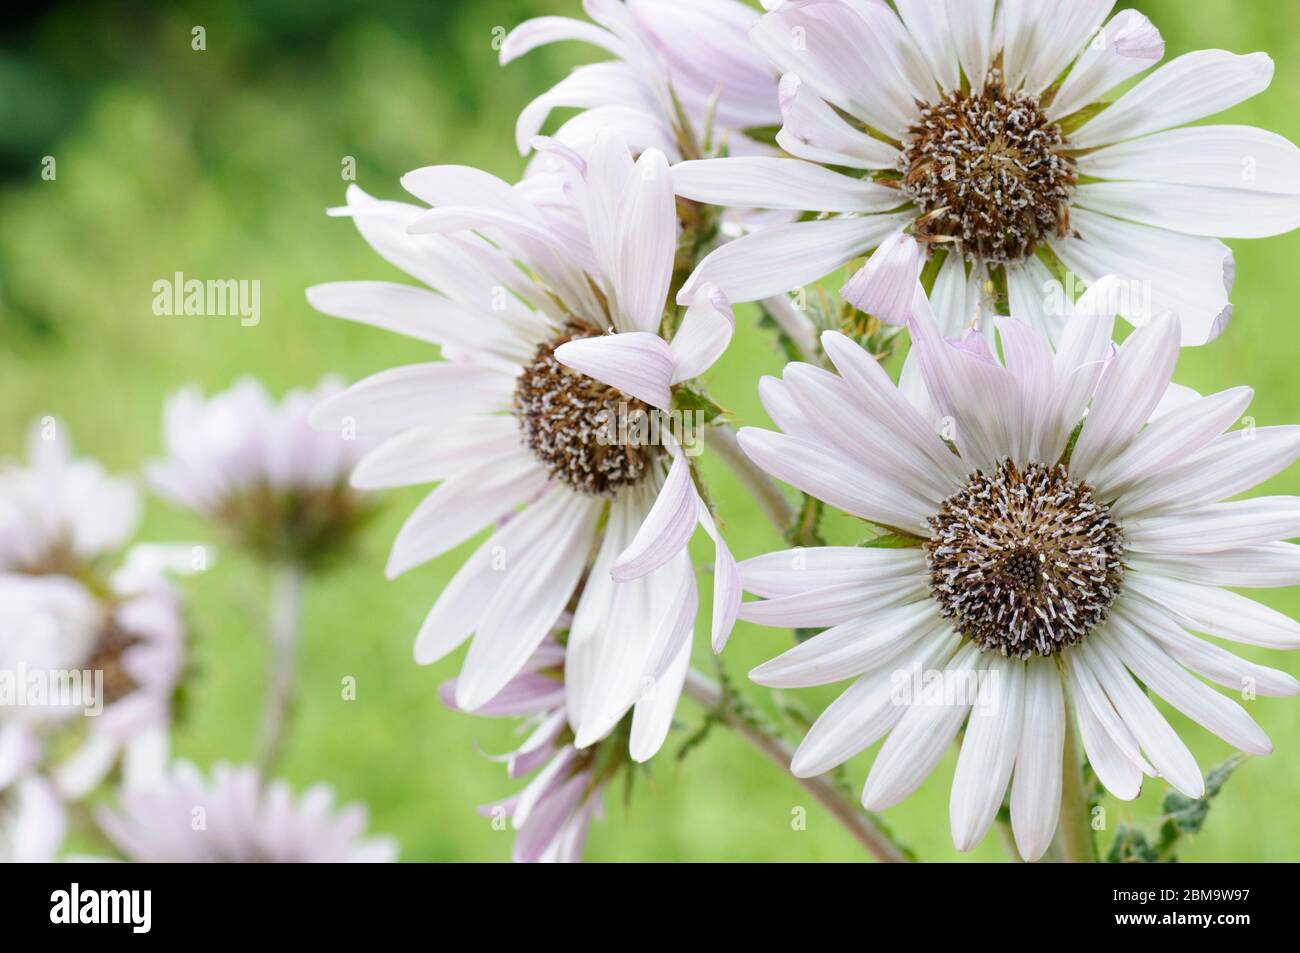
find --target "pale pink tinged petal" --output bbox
[1074,180,1300,240]
[672,156,905,214]
[583,128,636,292]
[894,0,960,91]
[1126,497,1300,556]
[1115,595,1299,698]
[385,458,550,578]
[456,493,602,711]
[554,332,674,410]
[1089,386,1253,498]
[929,237,970,336]
[413,488,573,666]
[736,426,936,532]
[1064,646,1155,779]
[611,452,698,581]
[306,282,532,365]
[1101,616,1272,755]
[1047,10,1163,122]
[350,416,520,489]
[944,0,995,92]
[1113,426,1300,519]
[775,73,901,169]
[1069,51,1274,150]
[994,317,1056,463]
[1069,663,1144,800]
[515,63,650,156]
[629,635,691,763]
[738,545,928,599]
[739,576,930,628]
[757,374,816,437]
[670,284,735,382]
[1124,572,1300,650]
[819,331,970,490]
[13,777,66,862]
[1078,126,1300,196]
[643,550,698,679]
[1005,256,1065,345]
[861,642,980,810]
[678,212,913,306]
[307,363,513,435]
[749,599,943,689]
[1069,312,1180,479]
[514,774,588,863]
[791,628,961,777]
[1009,659,1065,862]
[841,231,922,326]
[1078,638,1204,798]
[1051,207,1233,345]
[907,301,1023,469]
[749,1,929,137]
[1129,543,1300,590]
[1016,0,1115,95]
[615,149,677,334]
[565,504,637,738]
[781,361,954,505]
[951,657,1024,853]
[499,16,626,65]
[696,498,741,652]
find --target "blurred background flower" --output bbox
[2,0,1299,860]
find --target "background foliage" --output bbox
[1,0,1297,861]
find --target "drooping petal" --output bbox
[669,283,735,382]
[554,332,675,410]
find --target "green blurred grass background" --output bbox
[1,0,1297,861]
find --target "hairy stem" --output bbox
[1057,712,1096,863]
[257,562,305,775]
[704,424,796,534]
[682,669,910,863]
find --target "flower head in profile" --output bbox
[308,131,740,761]
[675,0,1300,344]
[147,377,373,567]
[442,635,617,863]
[734,279,1300,860]
[502,0,779,161]
[95,761,398,863]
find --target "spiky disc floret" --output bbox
[925,459,1125,658]
[901,70,1077,263]
[514,324,654,496]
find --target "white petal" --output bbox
[308,363,513,434]
[1048,10,1164,121]
[350,416,520,489]
[739,545,928,599]
[696,498,741,652]
[945,0,995,93]
[669,283,735,382]
[612,453,698,581]
[1074,180,1300,239]
[739,577,930,628]
[1068,655,1145,800]
[554,332,674,410]
[1126,497,1300,556]
[614,149,677,333]
[841,231,922,326]
[861,642,979,810]
[750,599,943,689]
[894,0,960,91]
[672,157,907,213]
[678,213,914,306]
[1129,543,1300,589]
[1069,311,1181,479]
[1070,50,1274,150]
[1125,572,1300,650]
[775,73,901,169]
[951,656,1024,852]
[1078,126,1300,196]
[1009,0,1115,95]
[515,63,648,156]
[1009,659,1065,862]
[499,15,625,65]
[629,635,691,763]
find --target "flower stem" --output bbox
[704,424,795,534]
[257,561,305,775]
[1056,712,1096,863]
[682,668,910,863]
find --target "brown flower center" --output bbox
[901,71,1076,263]
[513,324,654,496]
[925,460,1124,658]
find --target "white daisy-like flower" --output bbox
[673,0,1300,344]
[95,761,398,863]
[442,636,608,863]
[733,280,1300,861]
[502,0,780,162]
[147,377,372,566]
[0,418,140,575]
[308,131,740,760]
